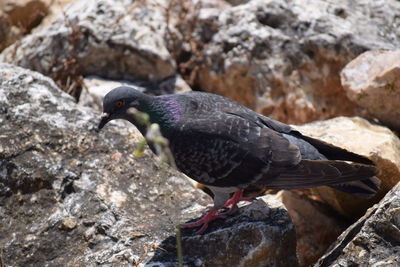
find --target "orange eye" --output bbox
[115,100,125,108]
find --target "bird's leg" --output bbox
[181,191,231,234]
[181,207,226,234]
[218,189,254,215]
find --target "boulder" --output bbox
[315,182,400,267]
[341,50,400,131]
[0,0,51,31]
[0,0,176,89]
[294,116,400,219]
[280,191,347,267]
[0,11,18,52]
[194,0,400,124]
[149,195,298,267]
[0,63,297,266]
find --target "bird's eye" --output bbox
[115,100,125,108]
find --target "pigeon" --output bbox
[98,86,380,234]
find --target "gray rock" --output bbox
[0,0,176,83]
[0,62,205,266]
[195,0,400,124]
[149,195,298,267]
[315,182,400,267]
[0,63,297,266]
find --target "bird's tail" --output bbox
[328,176,381,198]
[262,160,379,195]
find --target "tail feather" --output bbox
[329,176,381,198]
[291,131,375,165]
[262,160,379,190]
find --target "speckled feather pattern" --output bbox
[103,87,379,199]
[149,91,300,188]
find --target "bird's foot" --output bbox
[222,189,254,211]
[181,208,225,234]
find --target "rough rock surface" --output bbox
[280,191,347,267]
[315,182,400,267]
[294,116,400,219]
[341,50,400,131]
[149,195,298,267]
[0,0,51,31]
[0,11,18,52]
[194,0,400,124]
[0,63,297,266]
[0,0,176,83]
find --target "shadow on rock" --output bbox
[148,197,298,267]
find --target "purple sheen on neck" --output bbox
[153,95,182,124]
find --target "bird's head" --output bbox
[98,86,150,130]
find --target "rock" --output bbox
[0,0,51,31]
[0,63,298,266]
[0,0,176,90]
[341,50,400,131]
[294,116,400,219]
[148,195,298,267]
[0,11,18,52]
[315,182,400,267]
[79,75,191,111]
[225,0,250,6]
[0,63,207,265]
[59,217,77,231]
[280,191,347,267]
[194,0,400,124]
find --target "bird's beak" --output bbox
[98,113,110,130]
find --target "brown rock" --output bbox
[59,217,77,231]
[294,116,400,219]
[193,0,400,124]
[280,191,347,267]
[0,11,19,52]
[0,0,51,31]
[341,50,400,131]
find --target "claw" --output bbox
[181,208,225,234]
[181,190,254,234]
[222,190,254,209]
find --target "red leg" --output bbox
[181,190,254,234]
[219,189,254,215]
[181,208,226,234]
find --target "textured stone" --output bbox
[0,63,298,266]
[280,191,347,267]
[149,195,298,267]
[341,50,400,131]
[294,116,400,219]
[0,11,18,52]
[0,0,50,31]
[194,0,400,124]
[0,0,176,84]
[315,182,400,267]
[0,63,207,265]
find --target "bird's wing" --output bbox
[169,112,301,187]
[260,160,378,189]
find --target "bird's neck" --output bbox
[146,96,182,136]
